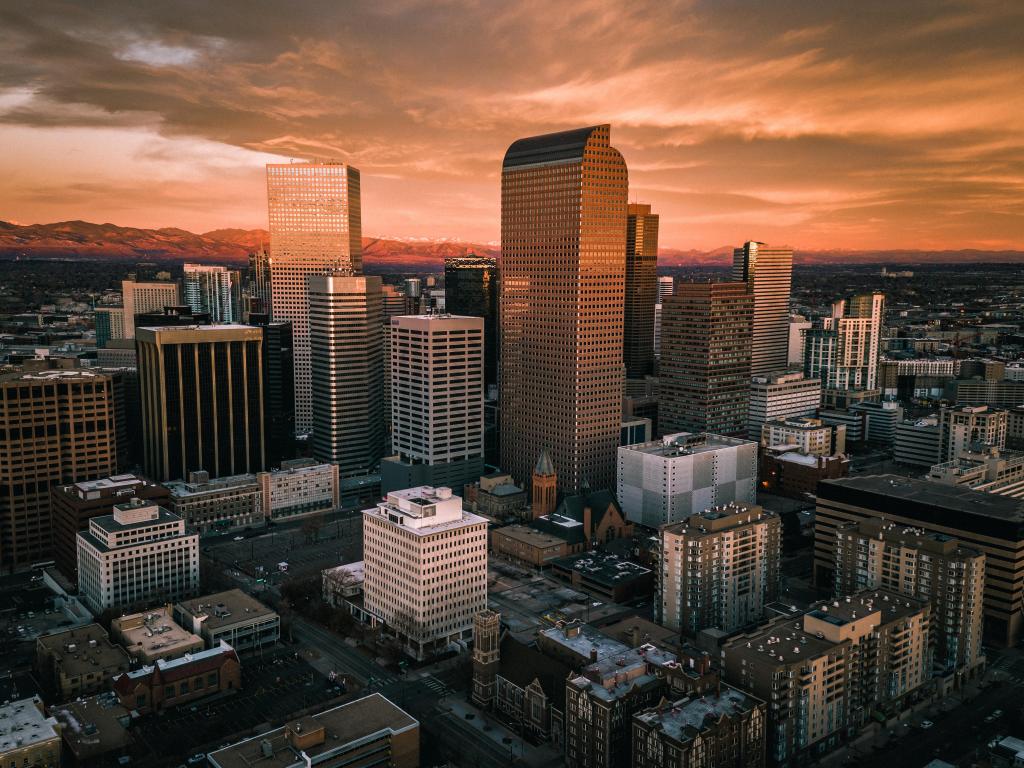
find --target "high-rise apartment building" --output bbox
[733,241,793,376]
[183,263,241,323]
[136,325,266,482]
[444,255,499,392]
[747,370,821,439]
[76,499,199,614]
[94,306,125,348]
[121,279,180,339]
[893,416,942,466]
[247,246,271,314]
[362,487,487,660]
[660,282,753,436]
[500,125,628,493]
[382,315,484,493]
[247,313,295,468]
[266,162,362,432]
[787,314,811,365]
[833,518,985,678]
[0,369,125,570]
[658,502,781,635]
[804,293,885,400]
[624,203,659,379]
[761,416,846,456]
[617,432,758,528]
[722,591,931,765]
[939,404,1007,460]
[657,275,674,303]
[308,274,384,475]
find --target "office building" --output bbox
[787,314,811,365]
[266,161,362,432]
[660,281,753,436]
[136,324,266,482]
[804,292,885,402]
[927,445,1024,497]
[258,459,340,523]
[632,688,766,768]
[247,313,296,467]
[653,302,663,358]
[893,416,942,467]
[939,404,1007,460]
[308,274,384,475]
[879,357,955,400]
[624,203,659,378]
[207,694,419,768]
[76,499,199,614]
[759,449,849,498]
[121,278,180,339]
[732,241,792,376]
[833,518,985,678]
[0,369,125,570]
[444,254,499,391]
[657,275,674,303]
[247,246,271,314]
[944,378,1024,408]
[500,125,628,493]
[722,591,931,765]
[383,314,484,494]
[848,399,903,444]
[94,305,125,347]
[175,589,280,650]
[111,642,240,715]
[761,416,845,456]
[50,474,169,584]
[183,263,241,323]
[815,475,1024,646]
[36,624,131,701]
[111,606,204,664]
[658,502,781,635]
[362,487,487,660]
[164,471,263,534]
[0,697,60,768]
[617,432,757,528]
[747,371,821,440]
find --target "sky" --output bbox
[1,0,1022,251]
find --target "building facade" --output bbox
[164,471,263,534]
[500,124,628,494]
[617,433,758,528]
[266,161,362,432]
[0,697,61,768]
[804,293,885,400]
[121,279,180,339]
[36,624,132,701]
[76,500,199,614]
[732,241,792,377]
[362,487,487,660]
[761,416,845,456]
[247,313,296,468]
[625,203,660,379]
[258,459,339,523]
[660,282,754,436]
[939,404,1007,460]
[136,324,266,482]
[383,314,484,494]
[174,589,280,650]
[893,416,942,467]
[747,371,821,441]
[308,274,384,475]
[183,263,241,323]
[658,502,781,635]
[444,255,499,392]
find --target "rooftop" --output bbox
[664,502,774,536]
[634,686,761,743]
[207,694,417,768]
[551,551,651,586]
[37,624,131,678]
[0,697,59,754]
[176,589,276,630]
[494,525,568,549]
[111,607,202,659]
[50,692,132,758]
[369,486,485,534]
[622,432,755,458]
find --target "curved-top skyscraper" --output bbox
[499,124,628,493]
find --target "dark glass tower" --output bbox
[249,313,296,469]
[444,255,498,392]
[624,203,659,378]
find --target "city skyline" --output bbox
[1,2,1022,251]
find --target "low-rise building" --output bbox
[0,697,61,768]
[491,525,573,567]
[110,606,204,664]
[927,446,1024,497]
[940,404,1007,460]
[258,459,339,523]
[632,687,767,768]
[164,471,262,534]
[471,472,528,519]
[111,641,241,714]
[322,561,365,607]
[759,448,849,498]
[51,692,132,766]
[76,499,199,614]
[174,589,280,651]
[36,624,131,701]
[760,416,845,456]
[550,551,653,603]
[894,416,942,467]
[207,694,419,768]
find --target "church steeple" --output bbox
[532,449,558,519]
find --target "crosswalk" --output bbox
[420,675,454,697]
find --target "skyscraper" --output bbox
[307,274,384,475]
[804,292,885,404]
[121,279,180,339]
[624,203,659,379]
[444,255,499,392]
[732,241,792,376]
[500,124,628,493]
[248,313,296,469]
[247,246,271,315]
[657,275,674,303]
[266,162,362,432]
[660,282,753,436]
[136,325,266,482]
[382,314,484,493]
[183,263,241,323]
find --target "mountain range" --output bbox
[1,220,1021,269]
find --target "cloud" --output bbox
[0,0,1021,248]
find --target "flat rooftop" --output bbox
[113,607,202,658]
[495,525,567,549]
[551,551,651,586]
[634,686,760,742]
[621,432,755,457]
[0,697,59,753]
[176,589,277,630]
[51,692,131,757]
[208,693,417,768]
[37,624,131,677]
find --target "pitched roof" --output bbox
[498,636,572,712]
[557,488,621,531]
[534,449,555,477]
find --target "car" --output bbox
[233,536,245,541]
[920,720,934,730]
[185,755,206,766]
[993,709,1004,718]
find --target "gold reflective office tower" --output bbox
[266,162,362,433]
[500,124,628,493]
[732,241,792,376]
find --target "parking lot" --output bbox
[131,645,352,765]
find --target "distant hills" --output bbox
[0,220,1021,269]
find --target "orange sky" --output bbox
[1,1,1022,250]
